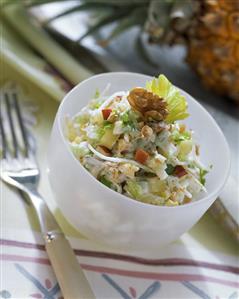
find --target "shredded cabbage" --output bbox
[88,143,154,173]
[70,141,90,158]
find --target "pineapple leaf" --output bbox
[77,8,131,42]
[43,3,115,25]
[83,0,150,6]
[25,0,150,7]
[99,7,146,45]
[24,0,67,6]
[146,74,189,123]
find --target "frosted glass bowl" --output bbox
[47,72,230,249]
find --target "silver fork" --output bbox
[0,92,95,299]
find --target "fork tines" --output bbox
[0,92,29,159]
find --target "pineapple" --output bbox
[186,0,239,101]
[26,0,239,102]
[145,0,239,101]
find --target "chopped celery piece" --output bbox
[171,130,191,143]
[199,169,208,185]
[125,180,142,199]
[165,164,175,175]
[120,110,137,131]
[99,176,113,188]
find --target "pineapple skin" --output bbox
[186,0,239,102]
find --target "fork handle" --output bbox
[44,231,95,299]
[28,191,95,299]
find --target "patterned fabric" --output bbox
[1,231,238,298]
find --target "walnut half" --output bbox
[127,87,168,121]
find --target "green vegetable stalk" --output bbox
[146,75,189,123]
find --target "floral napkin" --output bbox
[1,228,238,299]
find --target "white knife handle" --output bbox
[45,231,95,299]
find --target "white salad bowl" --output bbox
[47,72,230,250]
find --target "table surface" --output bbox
[1,7,239,297]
